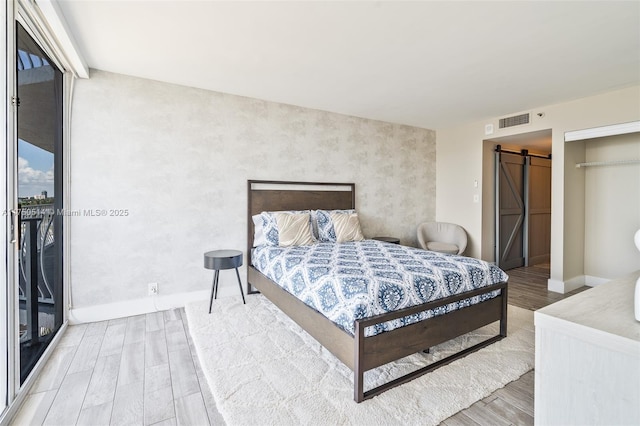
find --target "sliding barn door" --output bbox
[496,152,525,270]
[526,157,551,266]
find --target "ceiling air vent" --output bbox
[499,113,530,129]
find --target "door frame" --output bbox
[1,0,15,416]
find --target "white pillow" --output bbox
[252,214,266,247]
[274,212,315,247]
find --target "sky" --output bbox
[18,139,54,198]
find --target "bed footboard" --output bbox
[353,281,507,402]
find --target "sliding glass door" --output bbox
[2,4,71,417]
[15,21,64,384]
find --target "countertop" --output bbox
[535,270,640,352]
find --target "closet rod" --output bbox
[494,145,552,159]
[575,159,640,168]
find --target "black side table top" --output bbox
[204,250,243,270]
[373,237,400,245]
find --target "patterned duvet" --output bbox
[252,239,509,337]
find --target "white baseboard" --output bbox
[564,275,587,292]
[584,275,609,287]
[68,289,211,324]
[547,275,609,294]
[547,278,572,293]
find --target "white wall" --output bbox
[583,133,640,280]
[68,70,436,320]
[436,85,640,292]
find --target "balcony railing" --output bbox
[18,204,55,343]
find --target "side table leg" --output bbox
[214,270,220,300]
[235,267,246,304]
[209,270,219,314]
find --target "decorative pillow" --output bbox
[315,209,342,242]
[330,211,365,243]
[259,210,315,246]
[261,212,281,246]
[309,210,320,240]
[315,209,364,243]
[274,212,315,247]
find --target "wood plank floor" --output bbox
[11,309,225,426]
[11,264,590,425]
[506,263,589,311]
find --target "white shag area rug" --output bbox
[185,295,534,426]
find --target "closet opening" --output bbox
[566,128,640,283]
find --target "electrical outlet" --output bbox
[148,282,158,296]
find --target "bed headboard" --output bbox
[247,180,356,262]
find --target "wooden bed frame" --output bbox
[246,180,508,403]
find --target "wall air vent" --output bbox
[499,113,530,129]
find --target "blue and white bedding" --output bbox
[252,239,509,337]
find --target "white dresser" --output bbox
[534,271,640,425]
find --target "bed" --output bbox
[246,180,508,403]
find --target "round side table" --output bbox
[204,249,245,313]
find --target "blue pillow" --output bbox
[261,212,280,246]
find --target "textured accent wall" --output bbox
[70,70,435,308]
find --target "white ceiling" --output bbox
[55,1,640,130]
